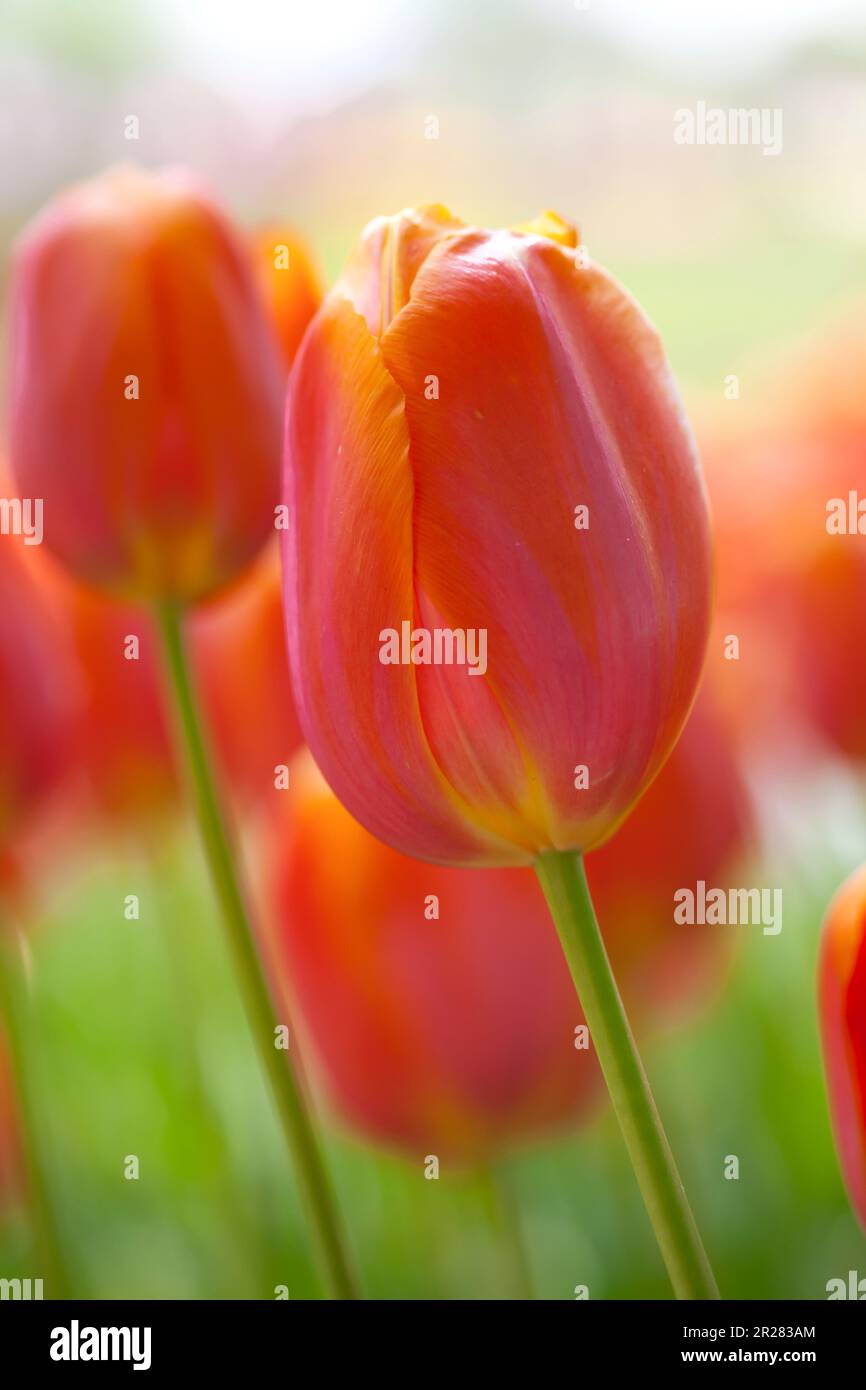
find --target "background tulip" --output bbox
[253,226,322,368]
[8,167,357,1296]
[10,165,285,603]
[266,691,746,1168]
[818,862,866,1232]
[284,205,712,868]
[0,543,77,872]
[588,687,750,1019]
[39,547,303,831]
[266,752,602,1165]
[193,548,304,808]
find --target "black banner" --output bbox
[0,1297,861,1374]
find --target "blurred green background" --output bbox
[4,799,864,1301]
[2,0,866,1299]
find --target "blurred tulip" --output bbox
[284,205,712,867]
[40,548,302,828]
[253,226,322,367]
[266,752,602,1164]
[266,701,745,1165]
[193,546,303,808]
[63,580,179,825]
[699,417,812,754]
[10,164,284,603]
[588,688,751,1018]
[818,863,866,1231]
[0,543,77,872]
[699,309,866,763]
[775,321,866,762]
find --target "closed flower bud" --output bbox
[284,206,711,866]
[10,165,284,602]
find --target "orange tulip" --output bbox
[587,688,750,1018]
[10,165,284,603]
[253,226,322,367]
[44,548,302,827]
[283,206,712,866]
[265,699,745,1165]
[265,753,602,1164]
[192,546,303,807]
[698,308,866,762]
[0,545,76,872]
[63,581,179,826]
[818,863,866,1231]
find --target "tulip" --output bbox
[10,165,284,603]
[44,548,302,830]
[284,205,711,867]
[283,205,717,1298]
[588,688,751,1019]
[267,689,746,1167]
[253,226,322,368]
[62,579,179,827]
[818,863,866,1232]
[192,546,303,809]
[266,752,602,1165]
[0,544,76,867]
[698,310,866,763]
[8,168,356,1296]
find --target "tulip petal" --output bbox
[379,227,711,853]
[284,295,522,863]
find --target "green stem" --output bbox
[477,1164,535,1300]
[154,599,359,1300]
[534,850,719,1301]
[0,931,72,1299]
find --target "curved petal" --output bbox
[380,227,711,853]
[284,294,519,863]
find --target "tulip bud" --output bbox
[283,206,711,866]
[265,753,602,1164]
[818,863,866,1231]
[10,165,284,603]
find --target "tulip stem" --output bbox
[154,600,360,1300]
[534,850,719,1301]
